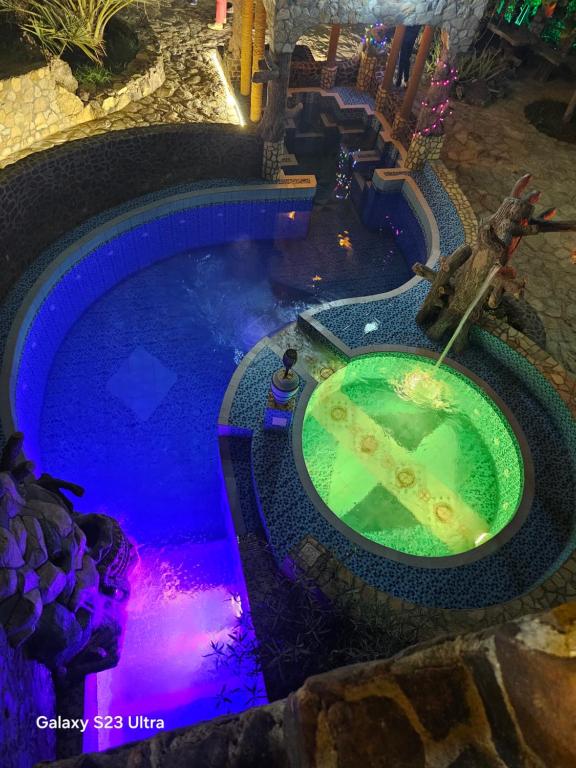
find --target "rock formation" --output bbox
[0,433,137,680]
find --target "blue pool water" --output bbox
[20,193,427,750]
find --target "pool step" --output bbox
[285,117,297,153]
[280,152,302,175]
[320,112,339,151]
[293,130,325,156]
[338,122,366,147]
[352,149,383,175]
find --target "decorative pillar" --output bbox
[356,51,378,91]
[260,51,293,180]
[375,24,405,121]
[250,0,266,122]
[392,25,435,146]
[320,24,341,89]
[240,0,254,96]
[404,47,456,170]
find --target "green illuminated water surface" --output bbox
[301,352,524,559]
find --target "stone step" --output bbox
[320,112,336,128]
[280,153,302,175]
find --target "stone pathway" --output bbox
[1,1,363,168]
[0,0,236,167]
[442,76,576,374]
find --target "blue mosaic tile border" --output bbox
[332,86,376,109]
[223,281,576,609]
[411,164,465,257]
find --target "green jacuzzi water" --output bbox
[301,352,525,559]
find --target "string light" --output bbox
[362,23,391,52]
[415,60,458,139]
[334,144,359,200]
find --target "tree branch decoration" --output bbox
[413,173,576,352]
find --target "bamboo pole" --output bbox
[250,0,266,122]
[240,0,255,96]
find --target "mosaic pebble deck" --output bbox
[223,280,576,610]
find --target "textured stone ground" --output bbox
[0,0,236,167]
[0,1,362,168]
[442,76,576,374]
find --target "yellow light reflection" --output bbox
[338,230,352,249]
[210,50,245,127]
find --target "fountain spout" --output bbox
[434,265,501,371]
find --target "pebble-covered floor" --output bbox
[442,75,576,376]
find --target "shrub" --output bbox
[204,539,423,708]
[75,62,113,88]
[455,46,510,83]
[0,0,155,63]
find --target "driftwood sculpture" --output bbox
[413,174,576,352]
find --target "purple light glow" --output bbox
[85,545,253,750]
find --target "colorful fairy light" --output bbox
[334,144,360,199]
[415,60,458,138]
[362,23,390,53]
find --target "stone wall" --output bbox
[265,0,491,54]
[0,626,56,768]
[0,124,263,301]
[0,60,90,165]
[40,603,576,767]
[0,22,164,168]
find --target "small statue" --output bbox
[282,348,298,378]
[271,349,300,406]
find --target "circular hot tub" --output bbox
[299,348,534,567]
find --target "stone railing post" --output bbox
[375,25,405,122]
[404,48,456,170]
[356,50,378,91]
[259,51,293,180]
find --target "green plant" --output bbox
[204,538,423,710]
[75,62,112,87]
[0,0,153,63]
[455,46,510,82]
[424,34,443,78]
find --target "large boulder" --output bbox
[284,603,576,767]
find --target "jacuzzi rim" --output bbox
[292,344,535,570]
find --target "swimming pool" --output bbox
[2,182,431,749]
[301,350,531,566]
